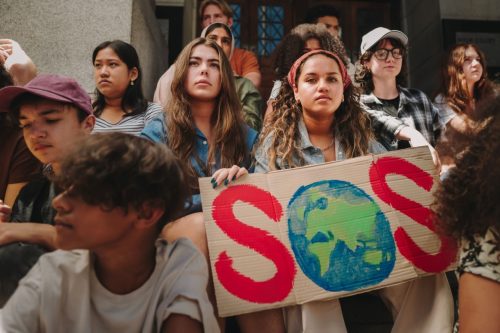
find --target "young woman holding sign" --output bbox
[141,37,283,333]
[255,48,454,332]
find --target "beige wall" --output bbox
[132,0,169,99]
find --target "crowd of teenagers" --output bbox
[0,0,498,332]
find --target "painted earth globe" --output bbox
[287,180,396,291]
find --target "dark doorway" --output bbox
[156,6,184,67]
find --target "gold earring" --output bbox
[342,95,345,102]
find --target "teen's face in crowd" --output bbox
[317,16,341,38]
[207,27,232,58]
[304,38,321,53]
[294,54,344,120]
[52,191,139,251]
[93,47,138,100]
[202,4,232,28]
[18,101,94,171]
[185,44,222,102]
[462,47,483,87]
[366,39,402,81]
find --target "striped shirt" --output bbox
[93,102,163,136]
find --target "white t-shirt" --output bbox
[1,238,219,333]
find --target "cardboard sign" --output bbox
[199,147,457,317]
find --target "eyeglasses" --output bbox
[373,48,404,61]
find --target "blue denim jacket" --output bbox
[141,115,258,212]
[255,118,385,172]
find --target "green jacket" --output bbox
[235,75,263,132]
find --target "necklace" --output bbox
[319,139,335,152]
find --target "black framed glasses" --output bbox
[373,48,404,61]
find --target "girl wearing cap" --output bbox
[255,49,382,332]
[142,38,284,333]
[355,27,454,332]
[355,27,441,168]
[92,40,163,136]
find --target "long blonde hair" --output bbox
[259,51,373,170]
[166,38,248,192]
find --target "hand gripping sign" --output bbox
[199,147,457,317]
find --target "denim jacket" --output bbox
[141,115,258,212]
[255,118,385,173]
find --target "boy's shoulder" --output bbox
[158,238,208,277]
[35,249,91,281]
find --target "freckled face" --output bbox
[184,44,222,102]
[294,54,344,120]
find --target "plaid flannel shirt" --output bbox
[361,86,441,151]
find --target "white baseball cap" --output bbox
[360,27,408,55]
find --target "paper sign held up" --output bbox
[199,147,457,317]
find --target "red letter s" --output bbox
[369,157,457,273]
[212,185,296,303]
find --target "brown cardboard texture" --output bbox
[199,147,458,317]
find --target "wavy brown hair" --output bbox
[435,43,496,116]
[355,38,408,93]
[259,52,373,170]
[166,38,248,192]
[433,95,499,247]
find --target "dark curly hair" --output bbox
[433,95,500,247]
[54,133,188,229]
[355,38,408,93]
[273,24,349,79]
[259,52,373,169]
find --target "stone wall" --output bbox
[0,0,166,99]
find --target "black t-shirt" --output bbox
[0,176,57,306]
[378,96,411,149]
[10,177,57,225]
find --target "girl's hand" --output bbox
[211,165,248,188]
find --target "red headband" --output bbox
[287,50,351,90]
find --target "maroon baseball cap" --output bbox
[0,74,92,114]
